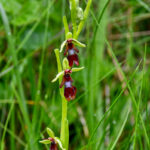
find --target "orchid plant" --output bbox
[40,0,92,149]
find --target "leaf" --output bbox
[107,101,131,150]
[46,128,55,138]
[11,1,40,26]
[54,137,66,150]
[51,71,64,83]
[72,67,84,72]
[39,139,51,144]
[63,16,69,39]
[1,0,21,15]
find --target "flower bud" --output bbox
[77,7,84,21]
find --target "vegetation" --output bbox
[0,0,150,149]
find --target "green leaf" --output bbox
[11,1,40,26]
[54,137,66,150]
[63,16,69,39]
[46,128,55,138]
[107,101,131,150]
[39,139,51,144]
[72,67,84,72]
[1,0,21,15]
[51,71,64,83]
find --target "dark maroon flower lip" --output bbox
[60,69,77,101]
[48,138,58,150]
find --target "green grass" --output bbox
[0,0,150,150]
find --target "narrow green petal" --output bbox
[54,137,66,150]
[72,39,86,47]
[39,139,51,144]
[60,40,67,52]
[72,67,84,72]
[51,71,64,83]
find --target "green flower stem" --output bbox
[75,0,92,39]
[54,49,69,150]
[69,0,77,38]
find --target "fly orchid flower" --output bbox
[59,69,77,101]
[40,128,65,150]
[60,32,86,67]
[64,39,79,67]
[52,57,84,101]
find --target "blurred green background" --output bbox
[0,0,150,149]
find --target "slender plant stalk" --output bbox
[55,49,69,149]
[1,102,14,149]
[69,0,77,38]
[133,46,146,149]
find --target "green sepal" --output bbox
[66,32,73,39]
[51,71,64,82]
[39,139,51,144]
[63,58,70,70]
[46,128,55,138]
[54,137,66,150]
[72,67,84,72]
